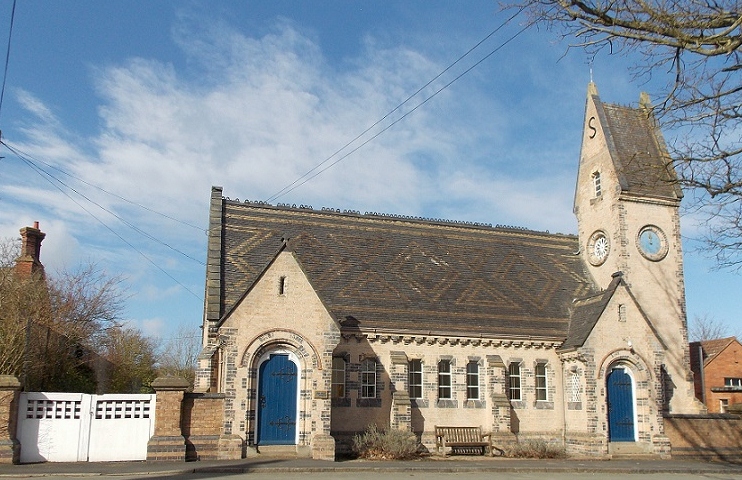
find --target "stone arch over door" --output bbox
[240,330,324,448]
[598,350,655,446]
[241,329,323,370]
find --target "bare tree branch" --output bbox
[511,0,742,267]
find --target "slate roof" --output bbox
[560,273,622,351]
[599,100,682,200]
[212,196,596,340]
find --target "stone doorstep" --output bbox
[608,441,657,457]
[254,445,311,458]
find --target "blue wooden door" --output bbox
[607,367,635,442]
[257,354,298,445]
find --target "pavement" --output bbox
[2,456,742,477]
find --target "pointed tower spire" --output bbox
[587,81,599,97]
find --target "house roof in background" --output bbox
[690,336,741,369]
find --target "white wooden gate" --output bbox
[17,392,156,463]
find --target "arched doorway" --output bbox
[606,366,635,442]
[256,352,299,445]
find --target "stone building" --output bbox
[690,337,742,413]
[195,83,703,460]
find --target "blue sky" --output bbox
[0,1,739,343]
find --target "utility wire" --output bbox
[0,8,527,302]
[1,140,205,232]
[0,0,17,120]
[16,152,203,300]
[2,141,205,300]
[2,142,204,264]
[266,7,526,203]
[270,18,531,202]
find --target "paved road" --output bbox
[3,457,742,480]
[30,473,742,480]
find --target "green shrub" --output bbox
[352,424,421,460]
[505,438,566,459]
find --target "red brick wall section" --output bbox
[181,393,240,461]
[703,342,742,413]
[664,414,742,461]
[182,394,224,437]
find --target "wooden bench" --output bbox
[434,425,500,456]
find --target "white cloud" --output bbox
[2,15,590,334]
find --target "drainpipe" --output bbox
[698,344,706,406]
[560,358,567,448]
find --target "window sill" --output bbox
[436,399,458,408]
[534,401,554,410]
[464,399,486,409]
[411,398,429,408]
[356,398,382,408]
[332,397,351,407]
[711,387,742,392]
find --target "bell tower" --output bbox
[574,83,699,413]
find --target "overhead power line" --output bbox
[265,8,527,203]
[2,141,205,233]
[1,140,205,301]
[0,0,17,120]
[267,10,530,202]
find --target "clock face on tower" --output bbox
[637,225,668,261]
[587,230,610,266]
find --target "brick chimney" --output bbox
[15,221,46,279]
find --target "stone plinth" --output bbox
[0,376,21,464]
[147,376,189,461]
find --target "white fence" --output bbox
[17,392,156,463]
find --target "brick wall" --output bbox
[701,341,742,413]
[182,393,242,460]
[664,414,742,461]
